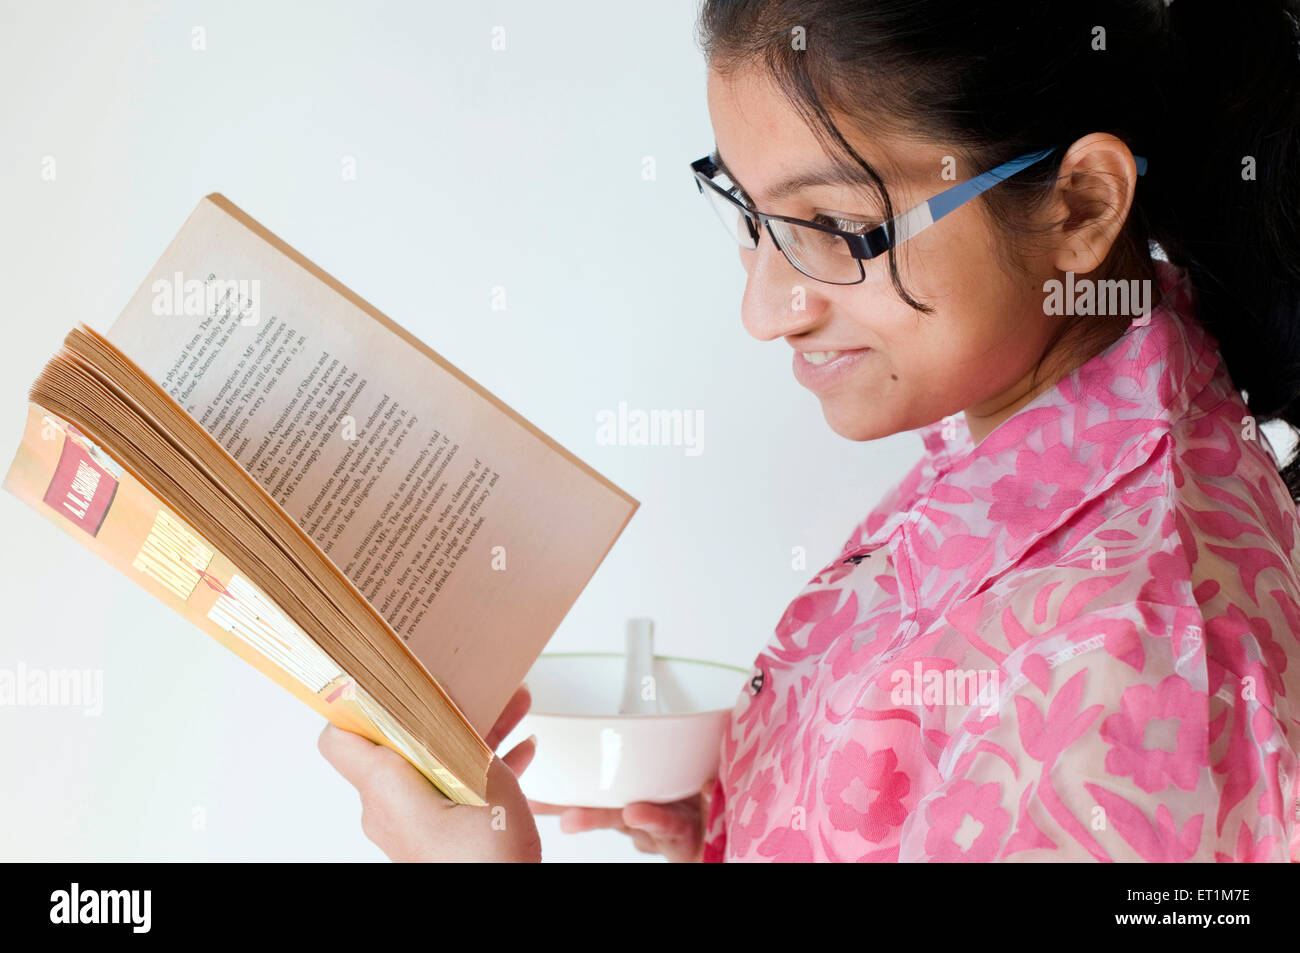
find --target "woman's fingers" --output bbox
[525,799,628,830]
[483,684,531,751]
[628,829,659,854]
[528,798,699,833]
[499,735,537,778]
[521,795,704,860]
[526,799,566,815]
[622,801,693,839]
[526,801,625,828]
[317,723,386,789]
[556,807,626,833]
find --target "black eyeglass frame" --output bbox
[690,154,889,285]
[690,147,1146,286]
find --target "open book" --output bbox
[3,195,638,806]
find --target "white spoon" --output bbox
[618,617,661,714]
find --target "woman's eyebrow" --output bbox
[714,146,877,204]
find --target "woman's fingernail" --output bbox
[526,733,538,748]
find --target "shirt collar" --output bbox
[850,260,1226,622]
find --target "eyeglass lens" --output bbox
[697,178,864,284]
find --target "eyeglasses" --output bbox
[689,148,1148,285]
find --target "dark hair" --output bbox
[696,0,1300,501]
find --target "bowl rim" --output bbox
[522,651,749,720]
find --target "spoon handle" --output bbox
[619,617,660,714]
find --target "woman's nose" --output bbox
[738,236,823,342]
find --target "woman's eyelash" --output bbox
[812,213,878,234]
[730,186,879,233]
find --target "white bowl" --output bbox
[500,652,748,808]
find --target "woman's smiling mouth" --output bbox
[800,350,844,365]
[791,347,873,391]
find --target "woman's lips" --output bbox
[791,347,872,392]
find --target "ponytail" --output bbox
[1143,0,1300,498]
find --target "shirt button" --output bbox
[749,668,765,695]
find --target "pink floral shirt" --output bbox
[703,260,1300,862]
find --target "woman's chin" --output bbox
[821,402,891,442]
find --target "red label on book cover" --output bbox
[42,438,118,536]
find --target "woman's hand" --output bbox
[528,784,712,862]
[318,684,541,862]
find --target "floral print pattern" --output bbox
[703,261,1300,862]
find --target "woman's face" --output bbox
[706,66,1074,445]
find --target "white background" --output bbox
[0,0,919,861]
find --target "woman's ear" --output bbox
[1042,132,1143,275]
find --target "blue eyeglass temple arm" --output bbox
[919,147,1148,225]
[884,147,1148,248]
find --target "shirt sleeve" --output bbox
[894,602,1298,862]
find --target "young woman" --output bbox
[318,0,1300,861]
